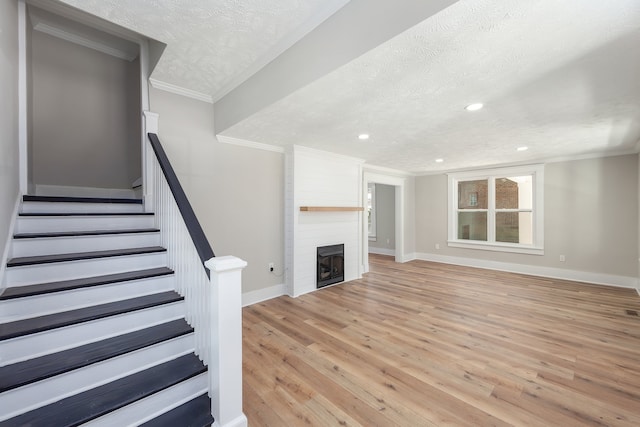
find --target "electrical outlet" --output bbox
[559,255,565,262]
[268,262,275,272]
[435,243,440,250]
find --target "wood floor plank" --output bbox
[243,255,640,426]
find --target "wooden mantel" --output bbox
[299,206,364,212]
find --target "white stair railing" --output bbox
[146,131,247,427]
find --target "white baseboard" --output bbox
[35,185,136,199]
[402,252,417,263]
[242,283,286,307]
[368,247,396,256]
[414,252,638,289]
[0,194,21,293]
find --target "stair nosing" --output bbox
[139,393,213,427]
[0,291,184,341]
[19,212,154,217]
[0,354,206,427]
[0,319,194,393]
[0,267,174,300]
[14,228,161,239]
[7,246,167,267]
[23,195,143,204]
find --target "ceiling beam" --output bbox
[214,0,459,134]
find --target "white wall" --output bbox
[415,154,639,286]
[0,0,21,283]
[148,87,284,297]
[286,146,363,297]
[369,183,395,253]
[31,30,140,191]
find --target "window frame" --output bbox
[447,164,544,255]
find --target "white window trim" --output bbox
[447,164,544,255]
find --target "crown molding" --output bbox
[414,148,640,176]
[216,135,285,153]
[33,22,137,61]
[26,0,146,44]
[149,78,213,104]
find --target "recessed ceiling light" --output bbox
[517,146,528,152]
[435,158,444,163]
[358,134,370,140]
[465,103,483,111]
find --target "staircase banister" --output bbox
[147,133,215,276]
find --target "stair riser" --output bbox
[16,215,155,233]
[83,373,208,427]
[6,252,167,286]
[0,276,175,323]
[21,202,144,214]
[11,233,161,258]
[1,302,185,366]
[0,335,195,422]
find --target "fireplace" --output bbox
[317,244,344,288]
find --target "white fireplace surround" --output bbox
[285,145,364,297]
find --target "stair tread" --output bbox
[0,291,183,340]
[0,354,206,427]
[14,228,160,239]
[7,246,166,267]
[140,393,213,427]
[23,195,143,204]
[0,319,193,393]
[19,212,153,217]
[0,267,174,300]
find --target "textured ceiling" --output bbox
[223,0,640,173]
[54,0,640,173]
[55,0,349,98]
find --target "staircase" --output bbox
[0,195,214,426]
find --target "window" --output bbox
[367,183,376,240]
[448,165,544,255]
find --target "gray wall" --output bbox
[369,183,395,251]
[149,87,284,295]
[31,30,140,190]
[0,0,20,264]
[404,176,416,258]
[415,154,639,278]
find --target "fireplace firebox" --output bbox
[317,244,344,288]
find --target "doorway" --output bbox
[362,171,405,274]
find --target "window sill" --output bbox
[447,240,544,255]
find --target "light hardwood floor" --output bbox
[243,254,640,426]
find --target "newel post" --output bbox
[142,111,159,213]
[204,256,248,427]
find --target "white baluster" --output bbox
[146,138,246,426]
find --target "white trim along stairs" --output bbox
[0,195,214,426]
